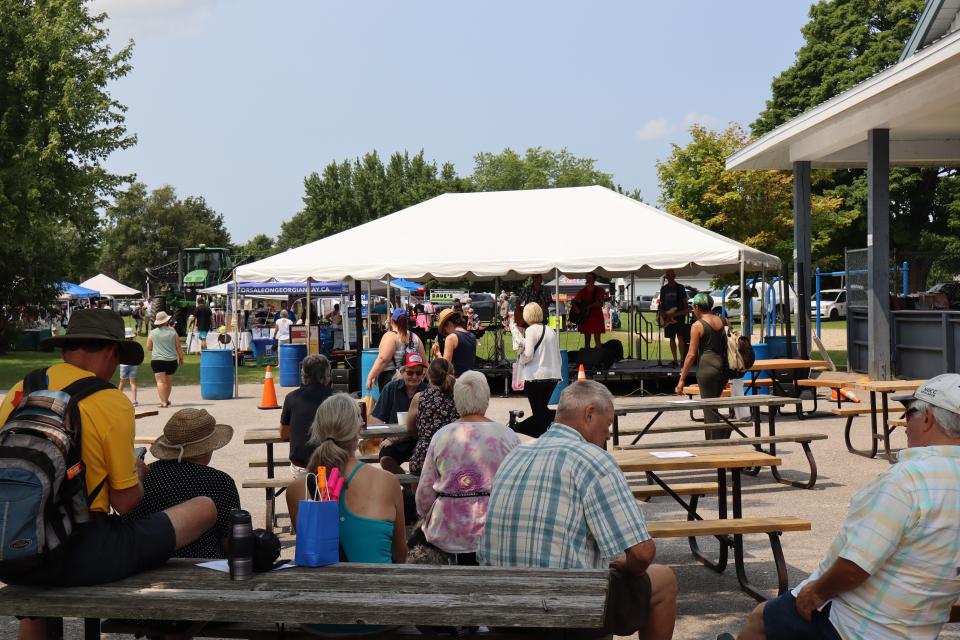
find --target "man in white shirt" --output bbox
[724,373,960,640]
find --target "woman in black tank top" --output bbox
[676,293,728,436]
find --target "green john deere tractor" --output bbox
[146,246,240,335]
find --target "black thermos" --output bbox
[228,509,254,581]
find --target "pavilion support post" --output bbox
[305,277,312,355]
[354,280,364,357]
[792,161,812,359]
[867,129,892,380]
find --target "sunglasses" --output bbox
[905,406,923,419]
[404,369,425,376]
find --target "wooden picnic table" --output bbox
[849,379,925,460]
[748,358,828,418]
[614,446,797,600]
[0,559,611,638]
[613,395,820,488]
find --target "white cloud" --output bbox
[635,118,670,141]
[635,111,721,143]
[87,0,214,38]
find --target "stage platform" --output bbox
[474,359,697,397]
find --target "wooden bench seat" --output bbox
[0,560,612,636]
[648,516,810,600]
[616,422,749,436]
[830,405,903,416]
[629,481,719,499]
[685,378,773,397]
[889,418,906,427]
[648,516,811,538]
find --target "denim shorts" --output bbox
[763,591,841,640]
[119,364,138,380]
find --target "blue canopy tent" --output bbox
[57,282,100,299]
[387,279,424,292]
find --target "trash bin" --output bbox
[200,349,234,400]
[743,343,769,395]
[549,349,570,405]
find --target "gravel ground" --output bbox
[3,380,958,639]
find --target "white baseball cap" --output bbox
[893,373,960,416]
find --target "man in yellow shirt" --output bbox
[0,310,217,640]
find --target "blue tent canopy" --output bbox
[57,282,100,299]
[226,281,350,296]
[389,279,424,291]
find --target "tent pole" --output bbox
[760,266,766,342]
[554,268,561,355]
[232,269,239,399]
[341,291,349,351]
[306,277,312,355]
[354,280,363,388]
[739,253,746,339]
[629,275,635,359]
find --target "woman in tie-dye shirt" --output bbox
[415,371,520,561]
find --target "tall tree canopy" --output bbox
[276,150,470,250]
[99,183,232,287]
[0,0,133,345]
[471,147,615,192]
[657,124,847,268]
[239,234,277,262]
[751,0,955,288]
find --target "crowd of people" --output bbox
[4,298,960,639]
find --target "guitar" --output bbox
[569,298,602,326]
[657,307,684,327]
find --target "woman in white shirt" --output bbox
[273,309,293,341]
[515,303,561,438]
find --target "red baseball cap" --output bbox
[404,353,426,369]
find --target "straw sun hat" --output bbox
[153,311,172,326]
[150,408,234,463]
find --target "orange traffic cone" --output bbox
[258,365,280,410]
[830,386,860,403]
[577,364,587,382]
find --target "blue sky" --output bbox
[91,0,815,243]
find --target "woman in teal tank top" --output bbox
[288,394,406,636]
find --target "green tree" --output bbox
[240,234,277,262]
[471,147,615,192]
[276,150,470,249]
[99,183,232,288]
[657,124,848,268]
[0,0,134,348]
[752,0,955,289]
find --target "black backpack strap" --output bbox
[60,376,117,506]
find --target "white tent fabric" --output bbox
[237,186,780,282]
[79,274,140,296]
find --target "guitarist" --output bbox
[573,273,607,349]
[658,269,690,366]
[514,274,553,329]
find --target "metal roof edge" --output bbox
[726,27,960,170]
[901,0,946,61]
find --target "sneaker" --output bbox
[717,633,736,640]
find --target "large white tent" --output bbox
[237,186,780,282]
[79,273,140,297]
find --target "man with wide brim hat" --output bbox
[728,373,960,640]
[128,409,240,560]
[0,309,217,639]
[40,307,144,365]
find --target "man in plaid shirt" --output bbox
[479,380,678,639]
[727,373,960,640]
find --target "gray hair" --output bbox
[301,354,332,386]
[307,393,361,472]
[910,399,960,439]
[555,380,614,422]
[453,370,490,416]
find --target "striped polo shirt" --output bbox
[478,423,650,569]
[794,445,960,640]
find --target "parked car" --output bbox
[116,301,132,316]
[713,284,798,319]
[810,288,847,320]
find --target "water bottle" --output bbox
[228,509,254,581]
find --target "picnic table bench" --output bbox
[0,560,612,639]
[615,447,809,600]
[747,359,828,418]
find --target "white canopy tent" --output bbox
[79,274,140,297]
[236,186,780,283]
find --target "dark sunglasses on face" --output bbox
[905,406,922,419]
[404,369,425,376]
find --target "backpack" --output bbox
[0,368,113,575]
[722,325,755,379]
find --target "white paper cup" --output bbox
[396,412,408,425]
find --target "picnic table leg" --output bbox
[688,469,729,574]
[612,414,619,447]
[83,618,100,639]
[645,471,703,520]
[771,441,819,489]
[880,392,897,461]
[266,442,276,531]
[629,411,664,446]
[844,414,879,458]
[868,392,880,459]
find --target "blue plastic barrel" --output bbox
[764,336,797,359]
[549,349,570,405]
[200,349,234,400]
[743,342,770,395]
[279,343,307,387]
[361,349,381,401]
